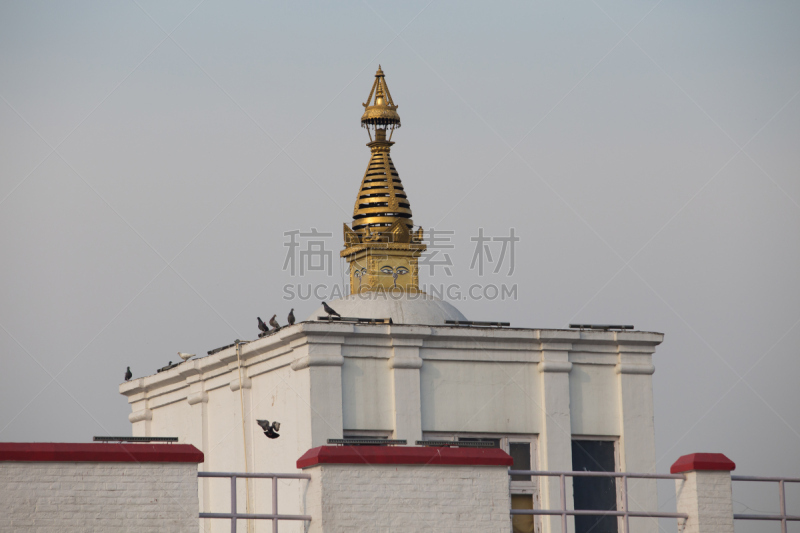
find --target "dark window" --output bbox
[509,442,532,481]
[572,440,618,533]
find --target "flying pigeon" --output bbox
[287,308,295,326]
[177,352,195,362]
[269,314,280,331]
[257,317,269,336]
[256,419,281,439]
[124,367,132,381]
[322,301,341,318]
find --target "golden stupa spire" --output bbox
[341,67,426,294]
[360,65,400,133]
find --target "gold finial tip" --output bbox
[362,65,400,127]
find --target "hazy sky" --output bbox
[1,0,798,525]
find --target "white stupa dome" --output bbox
[307,292,466,325]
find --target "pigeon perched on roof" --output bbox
[287,308,295,326]
[269,315,280,331]
[257,317,269,337]
[322,301,341,318]
[256,419,281,439]
[124,367,132,381]
[177,352,195,362]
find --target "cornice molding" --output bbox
[616,363,656,375]
[128,409,152,423]
[291,354,345,371]
[388,355,423,369]
[538,361,573,373]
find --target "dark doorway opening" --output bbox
[572,440,618,533]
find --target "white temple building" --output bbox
[119,68,665,533]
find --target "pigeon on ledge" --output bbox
[269,315,280,331]
[257,317,269,337]
[322,302,341,318]
[287,308,295,326]
[124,367,132,381]
[177,352,195,361]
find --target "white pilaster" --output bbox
[616,344,658,533]
[538,342,574,533]
[291,334,345,448]
[186,381,209,531]
[128,406,152,437]
[388,337,424,443]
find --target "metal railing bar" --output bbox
[511,510,689,518]
[230,476,236,533]
[623,475,630,533]
[199,513,313,520]
[732,475,797,532]
[559,473,566,533]
[733,514,800,521]
[272,476,279,533]
[732,475,800,483]
[508,470,800,528]
[199,472,313,533]
[508,470,684,480]
[780,479,787,533]
[199,472,311,479]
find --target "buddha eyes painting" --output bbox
[380,266,409,275]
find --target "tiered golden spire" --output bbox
[360,65,401,130]
[341,67,426,294]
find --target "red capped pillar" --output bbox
[672,453,736,533]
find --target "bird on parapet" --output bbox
[322,302,341,318]
[287,309,295,326]
[257,317,269,337]
[269,315,280,331]
[178,352,195,362]
[124,367,132,381]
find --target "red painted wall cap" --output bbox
[0,442,204,463]
[670,453,735,474]
[297,445,514,469]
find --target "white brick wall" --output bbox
[303,464,511,533]
[0,462,199,533]
[675,471,735,533]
